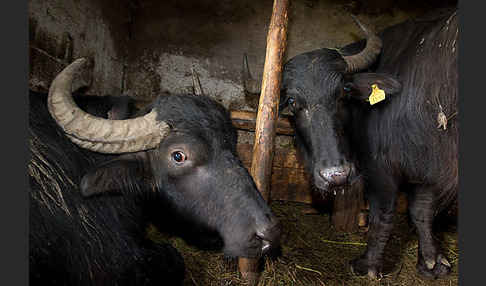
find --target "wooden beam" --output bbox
[231,110,294,135]
[239,0,290,284]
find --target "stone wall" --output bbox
[123,0,452,110]
[29,0,132,96]
[29,0,454,108]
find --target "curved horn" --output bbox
[242,53,262,94]
[48,58,170,154]
[342,15,382,73]
[191,66,204,96]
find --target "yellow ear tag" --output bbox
[368,84,386,105]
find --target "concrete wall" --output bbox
[124,0,447,111]
[29,0,132,96]
[29,0,455,108]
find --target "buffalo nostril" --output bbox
[319,165,350,185]
[256,222,281,242]
[261,240,271,254]
[255,220,281,253]
[255,232,271,254]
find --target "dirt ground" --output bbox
[149,201,458,286]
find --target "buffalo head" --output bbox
[48,59,280,258]
[244,17,401,194]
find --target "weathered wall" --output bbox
[29,0,132,96]
[29,0,454,105]
[123,0,452,111]
[28,0,456,206]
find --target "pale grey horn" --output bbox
[342,15,383,73]
[48,58,170,154]
[191,66,204,96]
[242,53,262,94]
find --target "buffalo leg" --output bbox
[350,170,398,279]
[408,187,451,279]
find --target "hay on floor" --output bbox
[148,201,459,286]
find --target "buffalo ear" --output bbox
[80,152,152,197]
[344,73,402,103]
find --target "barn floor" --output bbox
[148,201,458,286]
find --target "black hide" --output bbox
[280,7,458,279]
[29,90,280,285]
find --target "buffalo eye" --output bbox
[172,151,187,163]
[343,82,354,94]
[341,83,354,99]
[288,97,296,107]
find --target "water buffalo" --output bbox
[246,7,457,280]
[29,58,281,285]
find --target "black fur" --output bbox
[280,7,457,279]
[29,90,280,285]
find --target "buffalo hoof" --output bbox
[416,253,451,279]
[349,257,382,280]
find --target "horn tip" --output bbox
[74,57,95,70]
[73,57,88,66]
[349,14,372,35]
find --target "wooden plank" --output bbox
[331,181,365,233]
[237,143,312,204]
[231,111,294,136]
[271,167,312,203]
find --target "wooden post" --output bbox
[250,0,289,201]
[238,0,289,284]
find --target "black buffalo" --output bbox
[30,58,280,285]
[246,7,457,279]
